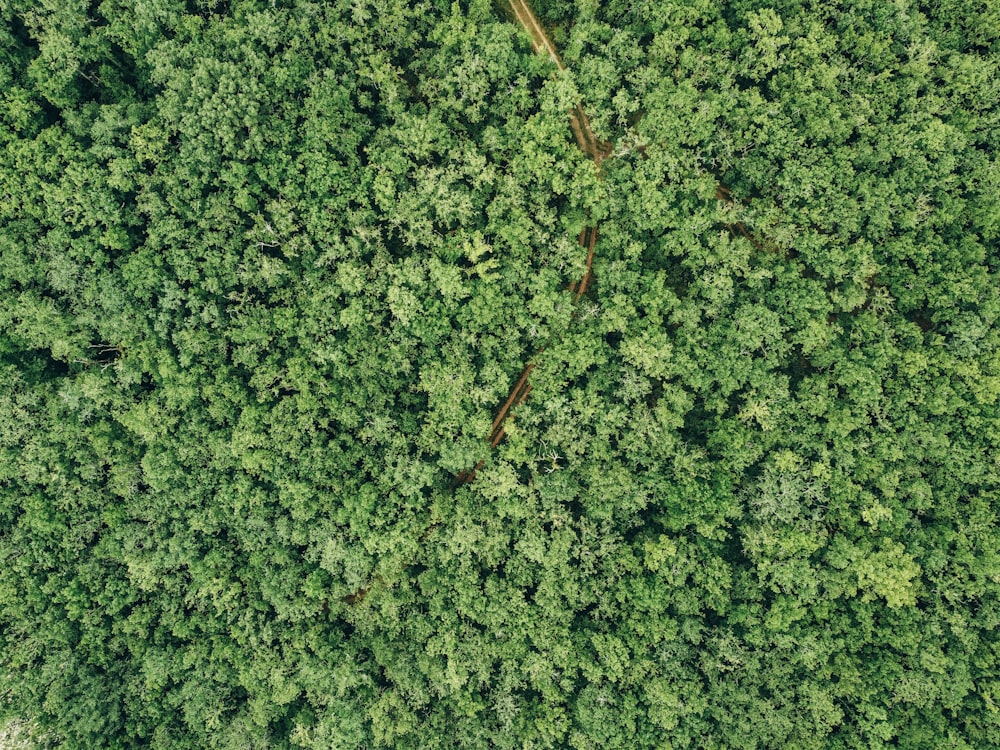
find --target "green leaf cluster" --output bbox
[1,0,998,748]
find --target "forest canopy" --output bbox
[1,0,999,747]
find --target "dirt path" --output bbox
[449,1,610,489]
[501,0,609,298]
[506,0,565,69]
[447,4,788,494]
[569,225,599,300]
[504,0,611,165]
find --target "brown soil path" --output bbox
[506,0,565,69]
[504,0,611,165]
[450,1,610,488]
[451,361,535,486]
[569,225,599,300]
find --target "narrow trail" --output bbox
[450,0,609,488]
[502,0,612,166]
[506,0,565,70]
[569,225,599,300]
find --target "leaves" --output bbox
[0,0,997,748]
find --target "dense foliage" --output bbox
[2,0,998,747]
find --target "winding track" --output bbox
[505,0,609,165]
[451,1,610,487]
